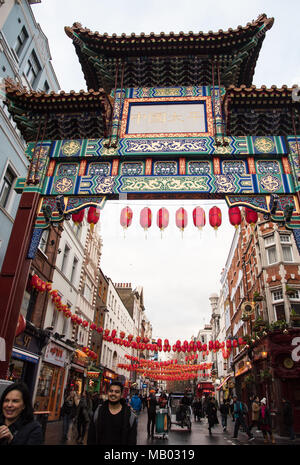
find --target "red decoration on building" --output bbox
[193,206,206,230]
[157,208,169,232]
[140,207,152,230]
[209,206,222,230]
[228,206,242,228]
[15,314,26,337]
[72,209,85,226]
[245,207,258,226]
[120,206,133,229]
[87,206,100,232]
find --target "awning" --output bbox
[216,375,232,391]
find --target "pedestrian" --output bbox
[76,392,91,444]
[87,381,137,445]
[220,400,230,432]
[130,391,142,416]
[60,390,75,443]
[282,398,295,440]
[158,392,168,408]
[0,381,43,445]
[206,397,218,435]
[229,397,235,421]
[258,398,275,444]
[232,395,254,441]
[249,395,260,434]
[146,389,157,439]
[192,397,202,422]
[142,394,147,410]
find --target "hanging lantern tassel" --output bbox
[209,206,222,237]
[120,206,133,239]
[72,209,85,226]
[87,206,100,232]
[140,207,152,239]
[157,207,169,239]
[176,207,188,239]
[193,206,206,238]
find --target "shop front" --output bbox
[196,382,214,398]
[9,324,43,396]
[86,367,104,393]
[35,341,69,421]
[100,368,118,395]
[67,349,89,395]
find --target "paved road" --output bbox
[44,408,299,446]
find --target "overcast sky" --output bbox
[32,0,300,343]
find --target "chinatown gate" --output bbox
[1,13,300,383]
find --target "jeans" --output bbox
[234,416,252,438]
[62,414,72,440]
[221,414,227,429]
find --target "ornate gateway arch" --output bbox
[1,13,300,376]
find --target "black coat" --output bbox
[283,401,294,426]
[206,402,218,427]
[87,400,137,445]
[0,414,43,445]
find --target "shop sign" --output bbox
[103,370,117,379]
[15,331,40,356]
[87,371,101,378]
[44,342,67,367]
[73,349,89,368]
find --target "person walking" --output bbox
[282,398,295,440]
[60,390,75,443]
[220,400,230,432]
[0,382,43,445]
[76,392,91,444]
[249,396,260,434]
[87,381,137,445]
[146,390,157,439]
[206,397,218,435]
[232,395,254,441]
[258,398,275,444]
[130,392,142,416]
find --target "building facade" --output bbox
[0,0,59,269]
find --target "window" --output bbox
[43,81,50,93]
[61,244,70,274]
[264,234,277,265]
[70,257,78,284]
[0,166,16,210]
[280,235,293,262]
[14,26,29,57]
[83,276,92,302]
[25,50,41,85]
[38,229,49,254]
[272,290,285,321]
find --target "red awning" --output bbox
[216,375,232,391]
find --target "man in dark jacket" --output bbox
[282,398,295,440]
[87,381,137,445]
[146,390,157,438]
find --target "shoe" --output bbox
[232,436,238,439]
[249,436,255,441]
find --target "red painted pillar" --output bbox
[0,191,40,379]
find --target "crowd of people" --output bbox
[0,381,297,445]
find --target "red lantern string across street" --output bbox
[193,206,206,232]
[209,206,222,233]
[228,206,242,229]
[87,206,100,232]
[245,207,258,227]
[157,207,169,236]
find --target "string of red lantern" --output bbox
[228,206,241,229]
[87,206,100,232]
[32,273,247,358]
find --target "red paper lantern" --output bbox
[209,206,222,230]
[120,206,133,229]
[193,206,206,230]
[72,209,85,226]
[245,207,258,227]
[228,206,241,228]
[140,207,152,230]
[176,208,188,231]
[157,208,169,232]
[87,206,100,232]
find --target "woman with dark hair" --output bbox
[0,382,43,445]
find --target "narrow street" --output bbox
[44,408,299,446]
